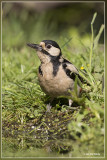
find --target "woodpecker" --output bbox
[27,40,84,111]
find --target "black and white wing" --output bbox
[62,58,84,83]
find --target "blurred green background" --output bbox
[2,2,104,49]
[2,2,104,158]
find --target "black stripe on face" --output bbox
[42,49,50,56]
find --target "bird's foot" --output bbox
[69,99,73,107]
[69,99,80,110]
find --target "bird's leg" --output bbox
[46,103,52,112]
[46,97,54,112]
[69,99,73,107]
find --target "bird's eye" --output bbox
[46,44,52,49]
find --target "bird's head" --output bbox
[27,40,62,63]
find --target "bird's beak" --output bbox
[27,43,42,51]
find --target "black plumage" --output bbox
[42,40,61,50]
[39,66,43,76]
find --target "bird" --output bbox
[27,40,84,111]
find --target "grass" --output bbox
[2,7,104,158]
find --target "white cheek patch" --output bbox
[48,46,60,56]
